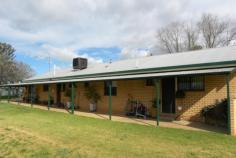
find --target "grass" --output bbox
[0,103,236,158]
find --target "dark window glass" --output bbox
[68,83,72,88]
[84,82,90,88]
[104,81,117,96]
[43,84,49,92]
[146,79,154,86]
[61,84,66,92]
[177,76,204,91]
[28,85,32,94]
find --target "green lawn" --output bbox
[0,103,236,158]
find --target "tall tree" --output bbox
[0,42,34,84]
[0,43,15,84]
[198,13,236,48]
[13,61,35,82]
[157,22,185,53]
[156,22,201,53]
[156,13,236,53]
[184,23,201,50]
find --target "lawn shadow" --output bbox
[94,113,109,120]
[176,121,228,134]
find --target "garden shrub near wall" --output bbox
[201,99,227,127]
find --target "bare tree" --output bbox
[221,24,236,46]
[156,13,236,53]
[12,61,35,82]
[198,13,236,48]
[157,22,185,53]
[184,23,201,50]
[157,22,201,53]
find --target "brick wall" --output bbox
[28,73,235,132]
[229,73,236,135]
[176,75,228,122]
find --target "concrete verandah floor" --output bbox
[3,101,227,134]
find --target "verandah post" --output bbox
[48,84,50,110]
[225,74,231,134]
[30,85,33,107]
[71,82,75,114]
[8,86,10,103]
[0,87,2,103]
[155,79,161,126]
[109,81,112,120]
[17,87,20,105]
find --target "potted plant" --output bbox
[84,86,101,112]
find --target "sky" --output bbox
[0,0,236,75]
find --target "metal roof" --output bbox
[2,67,235,87]
[25,46,236,83]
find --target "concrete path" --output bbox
[2,101,227,134]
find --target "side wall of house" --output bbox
[229,72,236,135]
[175,75,228,122]
[75,80,156,116]
[31,80,156,116]
[28,74,234,126]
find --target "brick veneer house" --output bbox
[2,47,236,135]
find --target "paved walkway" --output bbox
[3,101,227,134]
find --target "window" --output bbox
[177,76,204,91]
[68,83,72,88]
[28,85,32,94]
[43,84,49,92]
[104,81,117,96]
[84,82,90,88]
[146,79,154,86]
[61,83,66,92]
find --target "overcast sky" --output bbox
[0,0,236,74]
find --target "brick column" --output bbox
[229,72,236,136]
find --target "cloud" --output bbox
[120,48,150,59]
[37,44,77,61]
[0,0,236,64]
[33,44,103,64]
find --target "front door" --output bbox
[162,78,175,113]
[56,84,61,106]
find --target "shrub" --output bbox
[201,99,227,127]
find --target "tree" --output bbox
[198,13,236,48]
[0,43,15,84]
[157,22,185,53]
[0,42,34,84]
[156,13,236,53]
[157,22,201,53]
[13,61,35,82]
[184,23,201,51]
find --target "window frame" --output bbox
[61,83,66,92]
[43,84,49,92]
[146,79,154,86]
[84,82,90,88]
[104,81,117,96]
[177,76,205,91]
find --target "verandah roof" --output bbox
[1,67,235,87]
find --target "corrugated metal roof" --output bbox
[3,67,235,87]
[25,46,236,82]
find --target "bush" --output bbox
[201,99,227,127]
[84,86,101,104]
